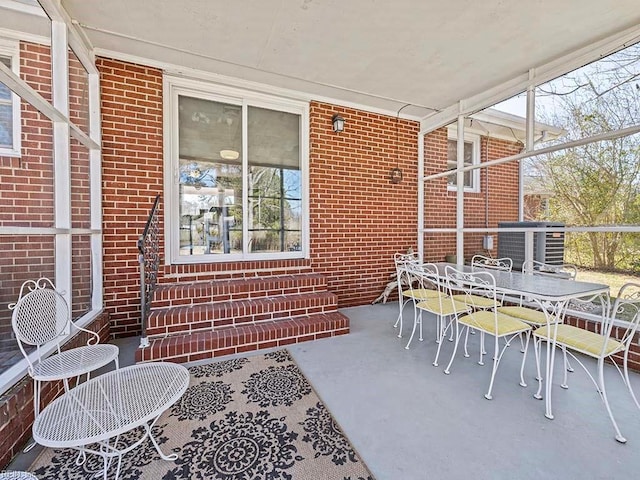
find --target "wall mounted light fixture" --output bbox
[332,114,345,133]
[390,167,403,184]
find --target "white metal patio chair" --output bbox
[498,259,577,374]
[393,252,443,337]
[9,278,120,421]
[451,255,512,309]
[443,265,532,399]
[451,255,514,354]
[532,281,640,443]
[404,263,471,364]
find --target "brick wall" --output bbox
[98,59,422,333]
[0,43,56,359]
[423,128,521,262]
[308,102,419,306]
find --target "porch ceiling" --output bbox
[9,1,640,119]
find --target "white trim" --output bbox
[0,37,21,157]
[38,0,97,74]
[446,129,480,193]
[164,75,309,265]
[0,0,45,17]
[0,26,50,45]
[95,47,425,122]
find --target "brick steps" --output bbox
[153,273,327,308]
[135,312,350,363]
[146,291,338,336]
[136,272,349,363]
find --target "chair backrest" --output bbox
[407,261,442,292]
[9,278,70,350]
[444,265,499,310]
[605,282,640,349]
[522,260,577,280]
[394,251,422,292]
[471,254,513,272]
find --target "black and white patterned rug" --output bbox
[29,350,375,480]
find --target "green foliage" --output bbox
[530,44,640,271]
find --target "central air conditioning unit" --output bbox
[497,221,565,271]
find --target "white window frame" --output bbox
[163,75,310,265]
[446,128,480,193]
[0,37,21,157]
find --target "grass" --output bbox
[575,268,640,298]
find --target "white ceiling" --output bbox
[4,1,640,121]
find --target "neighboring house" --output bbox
[523,175,554,221]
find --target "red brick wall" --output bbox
[423,128,521,262]
[99,58,165,337]
[308,102,419,306]
[98,58,421,333]
[0,43,56,359]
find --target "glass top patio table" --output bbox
[432,262,609,301]
[433,262,610,419]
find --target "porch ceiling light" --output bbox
[332,114,345,133]
[220,149,240,160]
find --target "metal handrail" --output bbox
[137,195,161,348]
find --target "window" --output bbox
[446,133,480,192]
[0,40,20,157]
[166,78,307,263]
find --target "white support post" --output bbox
[524,230,535,268]
[51,20,72,308]
[89,70,103,310]
[456,114,465,265]
[417,133,425,259]
[521,69,536,222]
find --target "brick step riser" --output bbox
[153,285,327,309]
[152,275,328,309]
[146,295,338,337]
[136,313,350,364]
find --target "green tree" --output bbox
[528,44,640,270]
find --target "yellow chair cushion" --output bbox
[497,306,550,326]
[452,294,500,309]
[533,324,623,358]
[417,298,470,316]
[457,310,530,336]
[403,288,443,300]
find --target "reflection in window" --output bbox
[176,96,302,257]
[248,106,301,253]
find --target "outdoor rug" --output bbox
[29,349,375,480]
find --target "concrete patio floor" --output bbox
[8,303,640,479]
[289,303,640,479]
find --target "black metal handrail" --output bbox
[138,194,161,348]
